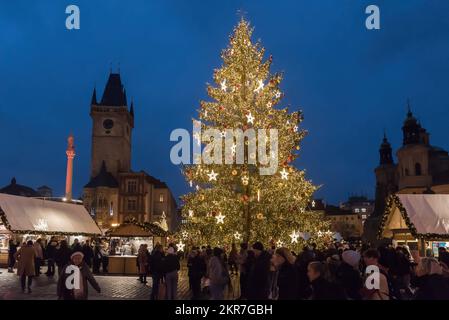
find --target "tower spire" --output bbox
[65,132,76,201]
[406,98,412,117]
[91,87,97,105]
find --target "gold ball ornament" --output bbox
[232,169,238,176]
[256,213,264,220]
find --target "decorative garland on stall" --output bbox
[0,207,100,236]
[377,194,449,241]
[106,217,169,237]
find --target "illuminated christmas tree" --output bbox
[178,19,331,251]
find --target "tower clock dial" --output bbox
[103,119,114,130]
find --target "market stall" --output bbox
[0,193,101,266]
[378,194,449,257]
[105,219,168,275]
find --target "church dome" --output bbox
[0,177,40,197]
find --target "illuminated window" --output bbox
[361,208,367,213]
[354,208,360,213]
[159,194,164,202]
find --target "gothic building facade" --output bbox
[83,73,178,231]
[364,106,449,242]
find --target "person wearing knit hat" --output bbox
[338,250,363,300]
[342,250,361,269]
[57,247,101,300]
[252,241,264,253]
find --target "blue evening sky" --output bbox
[1,0,449,205]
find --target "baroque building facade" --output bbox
[364,105,449,242]
[83,73,178,231]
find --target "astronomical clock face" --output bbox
[103,119,114,130]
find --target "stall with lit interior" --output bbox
[378,194,449,257]
[0,193,102,266]
[105,218,169,275]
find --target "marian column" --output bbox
[65,133,76,201]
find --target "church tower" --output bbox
[90,73,134,179]
[373,133,398,216]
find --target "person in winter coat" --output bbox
[272,247,299,300]
[412,257,449,300]
[246,242,272,300]
[208,247,229,300]
[14,240,36,293]
[295,247,314,299]
[71,238,82,253]
[336,250,363,300]
[307,261,345,300]
[57,251,101,300]
[33,238,44,276]
[82,240,94,268]
[55,240,72,275]
[228,243,238,276]
[164,246,180,300]
[149,244,165,300]
[187,246,207,300]
[361,249,390,300]
[93,243,103,274]
[45,237,58,276]
[137,244,149,284]
[8,240,18,273]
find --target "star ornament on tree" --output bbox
[290,230,300,244]
[254,79,264,93]
[215,212,225,224]
[177,241,186,252]
[234,231,241,240]
[276,239,284,247]
[246,112,255,124]
[207,170,218,181]
[293,125,299,133]
[188,209,194,217]
[280,168,289,180]
[221,79,227,91]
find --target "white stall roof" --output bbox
[0,193,101,235]
[397,194,449,235]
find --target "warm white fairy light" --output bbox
[257,189,260,202]
[241,176,249,185]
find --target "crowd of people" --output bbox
[6,237,449,300]
[6,237,109,298]
[181,241,449,300]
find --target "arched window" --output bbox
[415,163,422,176]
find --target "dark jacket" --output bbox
[309,277,346,300]
[46,241,58,260]
[55,246,72,268]
[57,262,101,300]
[413,274,449,300]
[82,244,94,262]
[164,254,180,274]
[247,251,272,300]
[149,250,165,275]
[188,255,207,279]
[336,262,362,300]
[277,262,299,300]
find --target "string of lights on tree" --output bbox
[177,18,331,251]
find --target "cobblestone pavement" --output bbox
[0,267,240,300]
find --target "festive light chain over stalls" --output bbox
[0,193,101,265]
[378,194,449,257]
[178,18,331,250]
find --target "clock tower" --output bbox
[90,73,134,179]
